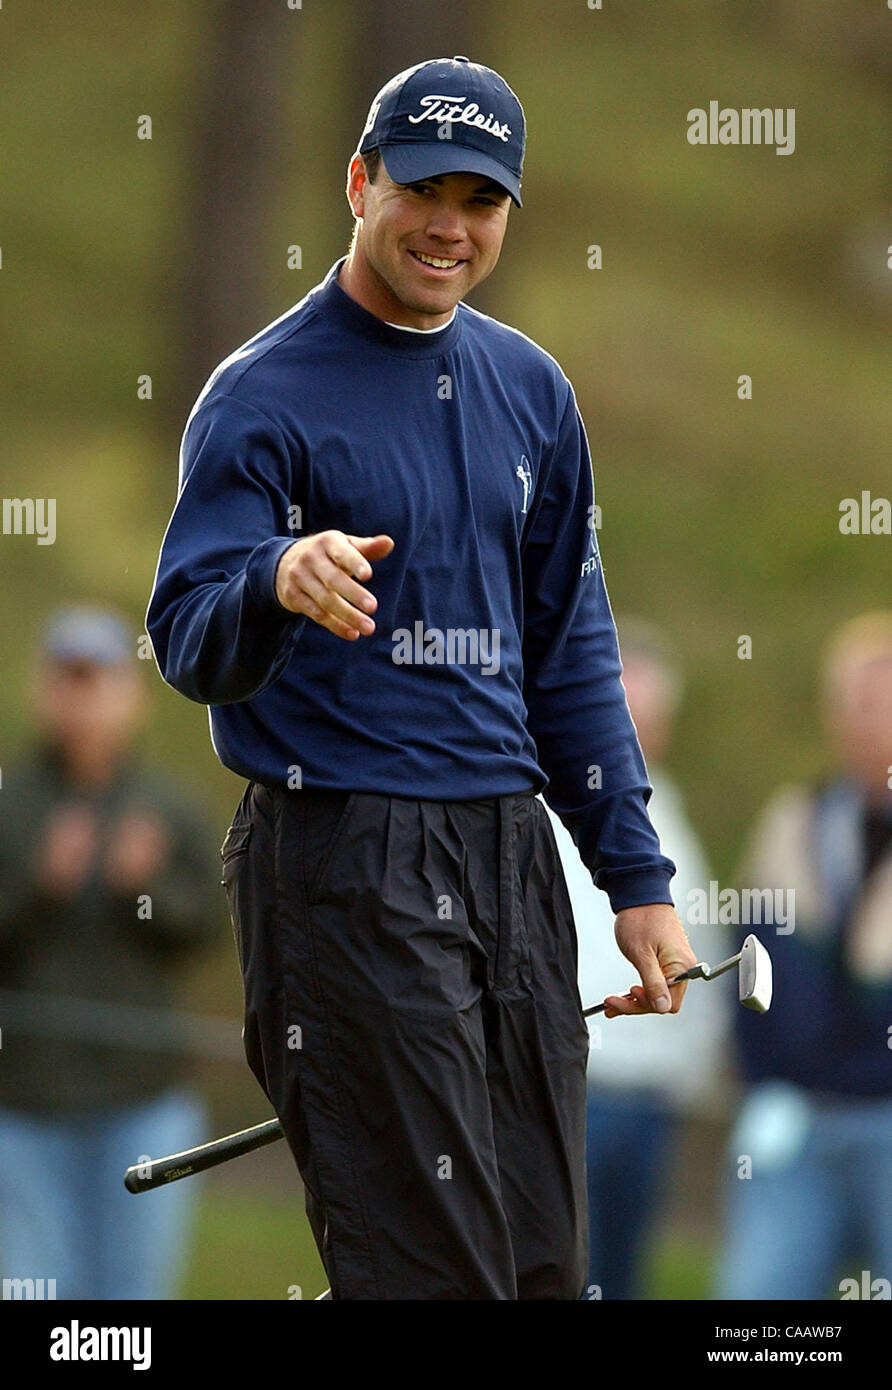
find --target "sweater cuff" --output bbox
[245,536,301,616]
[601,869,676,915]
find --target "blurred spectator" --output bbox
[0,607,221,1299]
[717,612,892,1299]
[542,618,730,1300]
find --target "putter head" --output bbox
[739,934,772,1012]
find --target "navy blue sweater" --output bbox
[147,257,675,913]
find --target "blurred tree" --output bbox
[170,1,485,427]
[172,0,296,426]
[343,2,478,138]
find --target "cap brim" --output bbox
[378,143,522,208]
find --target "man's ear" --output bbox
[346,153,368,221]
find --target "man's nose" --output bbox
[424,201,466,240]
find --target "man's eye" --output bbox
[473,196,497,206]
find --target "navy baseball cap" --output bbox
[41,607,133,667]
[358,56,525,207]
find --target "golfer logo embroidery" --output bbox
[516,455,532,515]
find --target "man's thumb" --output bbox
[348,533,395,559]
[638,955,671,1014]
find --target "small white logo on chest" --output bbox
[516,455,532,514]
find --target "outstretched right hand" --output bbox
[274,530,394,641]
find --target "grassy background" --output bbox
[3,0,888,879]
[1,0,889,1298]
[181,1190,711,1300]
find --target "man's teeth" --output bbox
[414,252,460,268]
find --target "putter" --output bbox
[582,931,773,1018]
[124,935,772,1194]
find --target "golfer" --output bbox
[147,56,697,1300]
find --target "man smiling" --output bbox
[338,158,511,331]
[147,56,696,1300]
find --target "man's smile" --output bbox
[408,248,467,276]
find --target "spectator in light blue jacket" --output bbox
[543,618,731,1300]
[717,612,892,1300]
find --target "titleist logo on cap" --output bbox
[406,94,512,143]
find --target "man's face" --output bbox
[828,654,892,790]
[36,659,145,754]
[346,155,512,327]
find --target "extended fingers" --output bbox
[303,557,377,634]
[277,531,386,638]
[603,979,688,1019]
[603,986,649,1019]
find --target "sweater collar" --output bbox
[313,257,462,358]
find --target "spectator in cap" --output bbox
[0,606,222,1299]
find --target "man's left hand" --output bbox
[606,903,698,1019]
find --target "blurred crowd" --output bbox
[549,609,892,1301]
[0,602,889,1299]
[0,609,221,1299]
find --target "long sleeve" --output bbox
[146,394,305,705]
[522,385,676,912]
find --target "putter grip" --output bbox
[123,1117,284,1193]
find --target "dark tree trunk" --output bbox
[171,0,295,428]
[169,1,490,436]
[344,3,480,140]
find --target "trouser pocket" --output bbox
[220,785,256,957]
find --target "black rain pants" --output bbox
[221,782,590,1300]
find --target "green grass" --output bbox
[181,1189,712,1300]
[646,1235,714,1302]
[182,1190,327,1302]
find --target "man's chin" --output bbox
[412,262,476,298]
[392,287,463,324]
